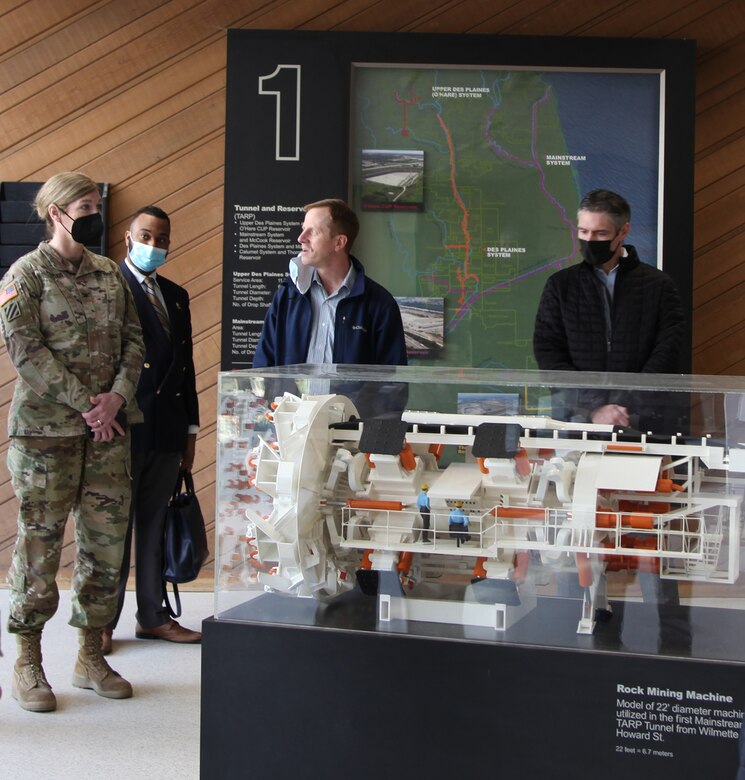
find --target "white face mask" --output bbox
[289,253,312,293]
[129,239,168,272]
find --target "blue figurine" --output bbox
[448,501,470,547]
[417,483,431,542]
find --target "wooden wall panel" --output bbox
[0,0,743,589]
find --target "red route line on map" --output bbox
[394,87,420,137]
[437,114,478,306]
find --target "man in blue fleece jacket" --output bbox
[253,198,406,370]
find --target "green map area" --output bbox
[350,66,587,372]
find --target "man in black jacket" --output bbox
[533,189,684,429]
[106,206,201,650]
[533,189,687,620]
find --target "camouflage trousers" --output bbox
[6,433,131,634]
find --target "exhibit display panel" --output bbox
[222,31,696,372]
[214,364,745,662]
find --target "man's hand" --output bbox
[180,433,197,472]
[591,404,630,426]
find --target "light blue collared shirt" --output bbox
[303,261,356,395]
[305,262,357,364]
[592,247,626,303]
[593,263,619,303]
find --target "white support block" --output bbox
[378,587,536,631]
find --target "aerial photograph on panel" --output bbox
[361,148,425,211]
[396,296,444,357]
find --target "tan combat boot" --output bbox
[12,631,56,712]
[72,627,132,699]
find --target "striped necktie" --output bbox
[142,276,170,336]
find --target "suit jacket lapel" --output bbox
[124,264,171,346]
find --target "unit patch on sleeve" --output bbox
[2,300,21,322]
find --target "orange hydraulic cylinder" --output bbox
[618,500,670,515]
[621,513,655,530]
[397,552,414,574]
[513,551,530,581]
[399,442,416,471]
[347,499,406,511]
[595,512,615,528]
[472,557,487,579]
[514,448,531,477]
[492,506,547,520]
[595,512,654,530]
[654,478,684,493]
[576,553,594,588]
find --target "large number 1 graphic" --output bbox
[258,65,301,161]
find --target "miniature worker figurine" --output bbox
[448,501,470,547]
[417,484,431,543]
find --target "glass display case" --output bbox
[214,364,745,662]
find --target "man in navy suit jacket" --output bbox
[106,206,201,649]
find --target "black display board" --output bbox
[221,30,695,371]
[201,595,745,779]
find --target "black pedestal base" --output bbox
[201,594,745,779]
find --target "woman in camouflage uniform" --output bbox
[0,172,145,712]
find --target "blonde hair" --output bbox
[34,172,100,236]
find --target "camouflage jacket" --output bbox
[0,242,145,436]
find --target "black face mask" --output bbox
[59,209,104,245]
[579,237,617,267]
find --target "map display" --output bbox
[349,66,662,372]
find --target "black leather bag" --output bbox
[163,469,209,617]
